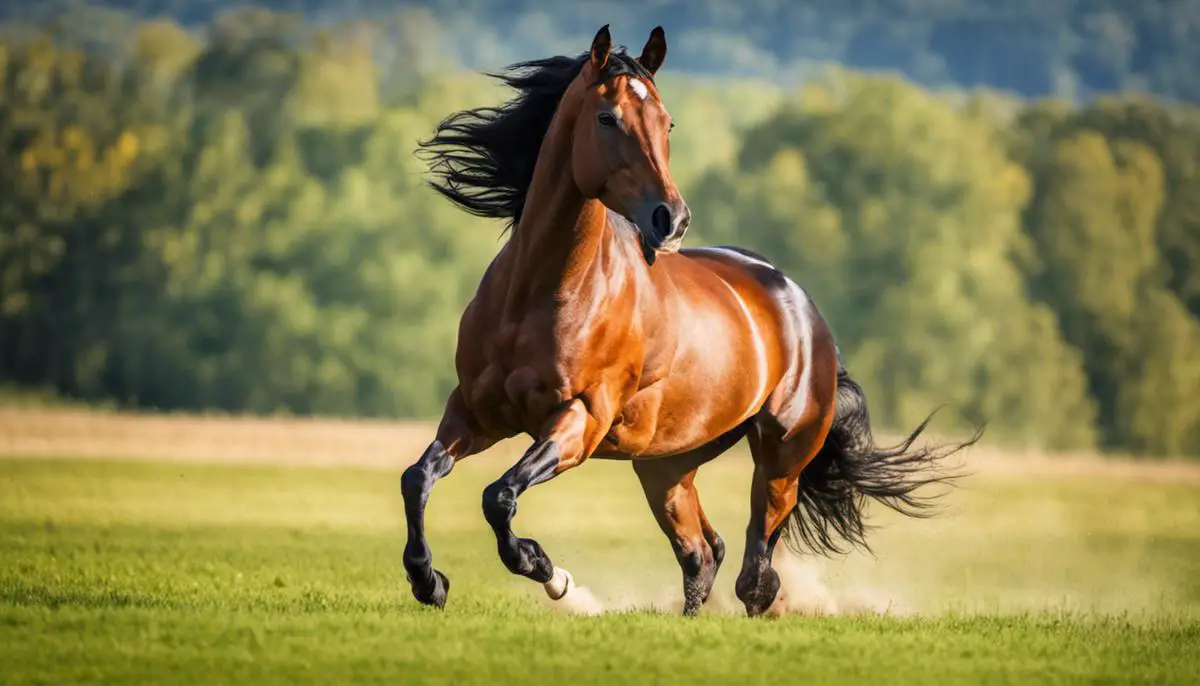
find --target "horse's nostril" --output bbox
[651,205,671,240]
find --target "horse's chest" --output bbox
[463,319,600,434]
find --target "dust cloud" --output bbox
[539,549,913,618]
[532,486,1199,621]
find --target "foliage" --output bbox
[691,74,1099,450]
[8,0,1200,104]
[1012,102,1200,456]
[0,16,499,417]
[0,6,1197,457]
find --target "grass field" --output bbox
[2,408,1200,684]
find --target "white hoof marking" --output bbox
[543,566,575,601]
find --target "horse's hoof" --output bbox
[737,567,780,618]
[543,566,575,601]
[412,568,450,609]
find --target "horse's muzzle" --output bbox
[638,200,690,266]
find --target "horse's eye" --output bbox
[597,112,618,128]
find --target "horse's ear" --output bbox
[590,24,612,73]
[638,26,667,75]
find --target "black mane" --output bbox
[416,49,654,229]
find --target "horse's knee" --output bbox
[400,463,428,502]
[481,480,515,528]
[402,441,452,503]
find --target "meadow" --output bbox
[1,407,1199,684]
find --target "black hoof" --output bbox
[737,567,780,618]
[411,568,450,609]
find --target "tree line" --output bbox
[11,0,1200,104]
[0,9,1197,458]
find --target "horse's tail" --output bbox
[780,362,983,557]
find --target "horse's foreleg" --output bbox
[401,389,496,609]
[481,398,602,599]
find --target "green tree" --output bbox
[693,71,1097,450]
[1017,118,1200,456]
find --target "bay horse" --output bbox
[403,25,981,617]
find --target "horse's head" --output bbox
[569,25,689,266]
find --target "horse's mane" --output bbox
[417,48,655,229]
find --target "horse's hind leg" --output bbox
[402,388,499,608]
[633,424,749,615]
[633,457,725,616]
[735,416,833,617]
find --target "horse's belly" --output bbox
[658,378,770,454]
[599,353,780,459]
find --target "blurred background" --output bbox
[1,0,1198,460]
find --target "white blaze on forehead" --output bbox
[628,78,649,101]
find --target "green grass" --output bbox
[2,454,1199,684]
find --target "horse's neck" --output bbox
[504,128,616,308]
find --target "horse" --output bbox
[402,25,982,617]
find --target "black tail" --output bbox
[781,366,984,558]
